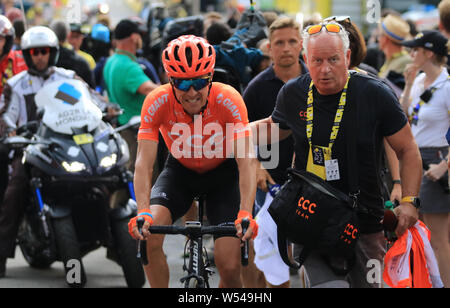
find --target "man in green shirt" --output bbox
[104,19,159,172]
[104,19,158,125]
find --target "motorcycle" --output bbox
[4,79,144,288]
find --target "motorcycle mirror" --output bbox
[128,116,141,127]
[114,116,141,134]
[3,136,53,149]
[3,136,34,149]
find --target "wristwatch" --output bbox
[401,196,421,209]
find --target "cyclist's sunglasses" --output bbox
[305,23,343,36]
[323,16,351,23]
[29,47,51,56]
[171,75,211,92]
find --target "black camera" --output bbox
[419,88,434,103]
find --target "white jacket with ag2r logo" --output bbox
[0,67,76,130]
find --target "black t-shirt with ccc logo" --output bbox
[271,71,408,233]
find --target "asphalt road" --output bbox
[0,225,301,288]
[0,228,207,288]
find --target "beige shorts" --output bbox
[298,231,387,288]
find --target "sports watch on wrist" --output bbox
[401,196,421,209]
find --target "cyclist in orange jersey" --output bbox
[128,35,258,288]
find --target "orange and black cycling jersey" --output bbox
[138,82,251,173]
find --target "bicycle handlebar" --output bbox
[147,224,237,236]
[135,217,250,267]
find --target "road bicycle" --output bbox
[136,197,249,288]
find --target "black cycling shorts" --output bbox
[150,155,240,237]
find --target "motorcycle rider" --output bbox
[0,26,115,278]
[0,15,27,96]
[0,15,27,204]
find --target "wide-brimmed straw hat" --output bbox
[379,14,410,44]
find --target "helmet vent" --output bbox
[185,46,193,67]
[197,43,204,59]
[174,46,180,61]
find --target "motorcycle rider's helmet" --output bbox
[0,15,15,58]
[21,26,59,72]
[162,34,215,79]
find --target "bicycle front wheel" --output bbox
[185,277,207,288]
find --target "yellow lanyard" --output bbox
[306,74,351,150]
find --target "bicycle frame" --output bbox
[183,197,209,288]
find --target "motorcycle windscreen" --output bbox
[35,79,103,135]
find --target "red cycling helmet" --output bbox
[162,35,216,78]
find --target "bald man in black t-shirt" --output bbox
[250,23,422,288]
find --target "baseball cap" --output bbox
[402,30,449,57]
[69,23,84,34]
[91,23,110,43]
[114,19,147,40]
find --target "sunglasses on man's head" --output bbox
[323,16,351,23]
[171,75,211,92]
[29,47,50,56]
[305,23,343,36]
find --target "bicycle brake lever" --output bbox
[241,218,250,267]
[136,217,148,265]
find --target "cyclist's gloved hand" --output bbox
[128,209,153,240]
[234,210,258,240]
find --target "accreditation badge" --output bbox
[306,145,332,180]
[325,159,340,181]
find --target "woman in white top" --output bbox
[400,30,450,287]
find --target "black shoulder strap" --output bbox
[277,230,311,269]
[345,77,359,199]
